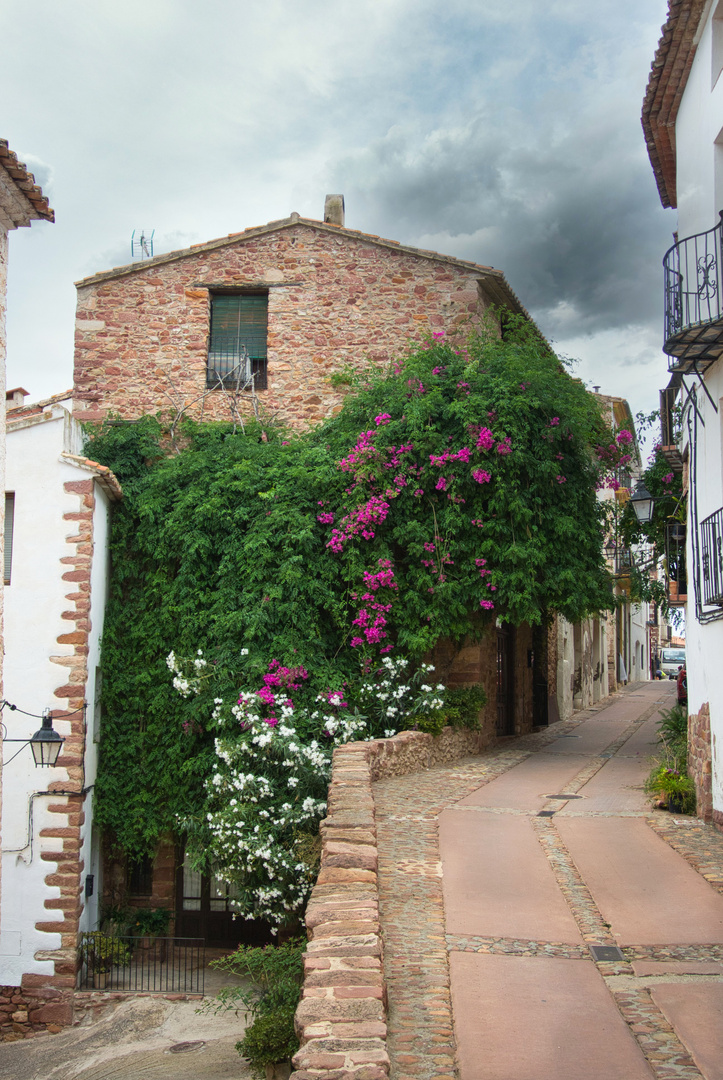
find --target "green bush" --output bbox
[645,703,694,813]
[130,907,172,936]
[236,1006,299,1078]
[208,938,305,1075]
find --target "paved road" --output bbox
[0,986,252,1080]
[374,681,723,1080]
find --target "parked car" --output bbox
[659,647,686,678]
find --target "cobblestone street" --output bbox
[374,681,723,1080]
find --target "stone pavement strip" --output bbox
[374,681,723,1080]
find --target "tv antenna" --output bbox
[131,229,155,260]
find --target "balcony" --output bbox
[701,507,723,606]
[665,522,687,606]
[664,214,723,372]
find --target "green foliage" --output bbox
[620,446,685,615]
[129,907,172,936]
[209,939,305,1075]
[644,704,695,814]
[80,931,131,971]
[87,322,616,865]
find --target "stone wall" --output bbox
[292,725,486,1080]
[72,219,504,431]
[0,984,72,1041]
[688,701,713,822]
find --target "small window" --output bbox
[128,855,154,897]
[4,493,14,585]
[207,293,268,390]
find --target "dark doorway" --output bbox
[175,849,272,949]
[496,624,515,736]
[531,623,549,727]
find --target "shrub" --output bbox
[208,938,305,1077]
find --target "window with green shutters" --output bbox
[207,293,268,390]
[4,493,14,586]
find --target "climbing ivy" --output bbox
[88,319,618,861]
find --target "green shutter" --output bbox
[4,493,14,585]
[210,294,267,359]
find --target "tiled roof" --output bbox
[61,453,123,501]
[74,214,530,317]
[0,140,54,223]
[641,0,707,209]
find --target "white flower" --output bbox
[241,648,249,656]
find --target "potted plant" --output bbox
[131,907,172,951]
[81,931,131,989]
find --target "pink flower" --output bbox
[497,437,512,455]
[662,472,674,485]
[472,469,491,484]
[413,488,424,497]
[424,541,435,552]
[556,475,567,484]
[616,429,633,445]
[549,417,560,426]
[432,330,445,340]
[375,413,392,426]
[435,477,447,491]
[317,512,335,524]
[476,427,495,451]
[479,600,495,610]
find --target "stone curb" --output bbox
[291,726,483,1080]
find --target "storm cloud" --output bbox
[1,0,673,413]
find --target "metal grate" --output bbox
[80,935,205,994]
[590,945,625,962]
[700,506,723,606]
[663,213,723,368]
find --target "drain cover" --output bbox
[590,945,624,962]
[545,794,583,800]
[537,810,556,817]
[169,1041,206,1054]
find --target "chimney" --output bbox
[324,194,345,227]
[6,387,29,410]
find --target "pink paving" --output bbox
[440,811,583,943]
[433,682,723,1080]
[555,817,723,945]
[450,953,654,1080]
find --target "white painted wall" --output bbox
[673,0,723,821]
[0,405,112,982]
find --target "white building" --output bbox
[643,0,723,827]
[0,394,120,1031]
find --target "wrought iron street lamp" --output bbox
[630,480,655,524]
[29,710,65,767]
[2,707,65,767]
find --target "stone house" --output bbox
[69,197,566,946]
[72,195,528,430]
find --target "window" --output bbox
[207,293,268,390]
[4,493,14,585]
[128,855,154,897]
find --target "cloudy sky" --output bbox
[2,0,674,421]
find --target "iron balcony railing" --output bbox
[701,507,723,606]
[663,213,723,367]
[79,935,205,994]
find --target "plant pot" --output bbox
[92,971,108,989]
[265,1062,291,1080]
[139,935,155,950]
[667,794,685,813]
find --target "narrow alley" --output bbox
[375,682,723,1080]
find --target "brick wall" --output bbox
[73,220,506,430]
[688,701,713,822]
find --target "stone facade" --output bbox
[72,213,527,430]
[689,701,713,823]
